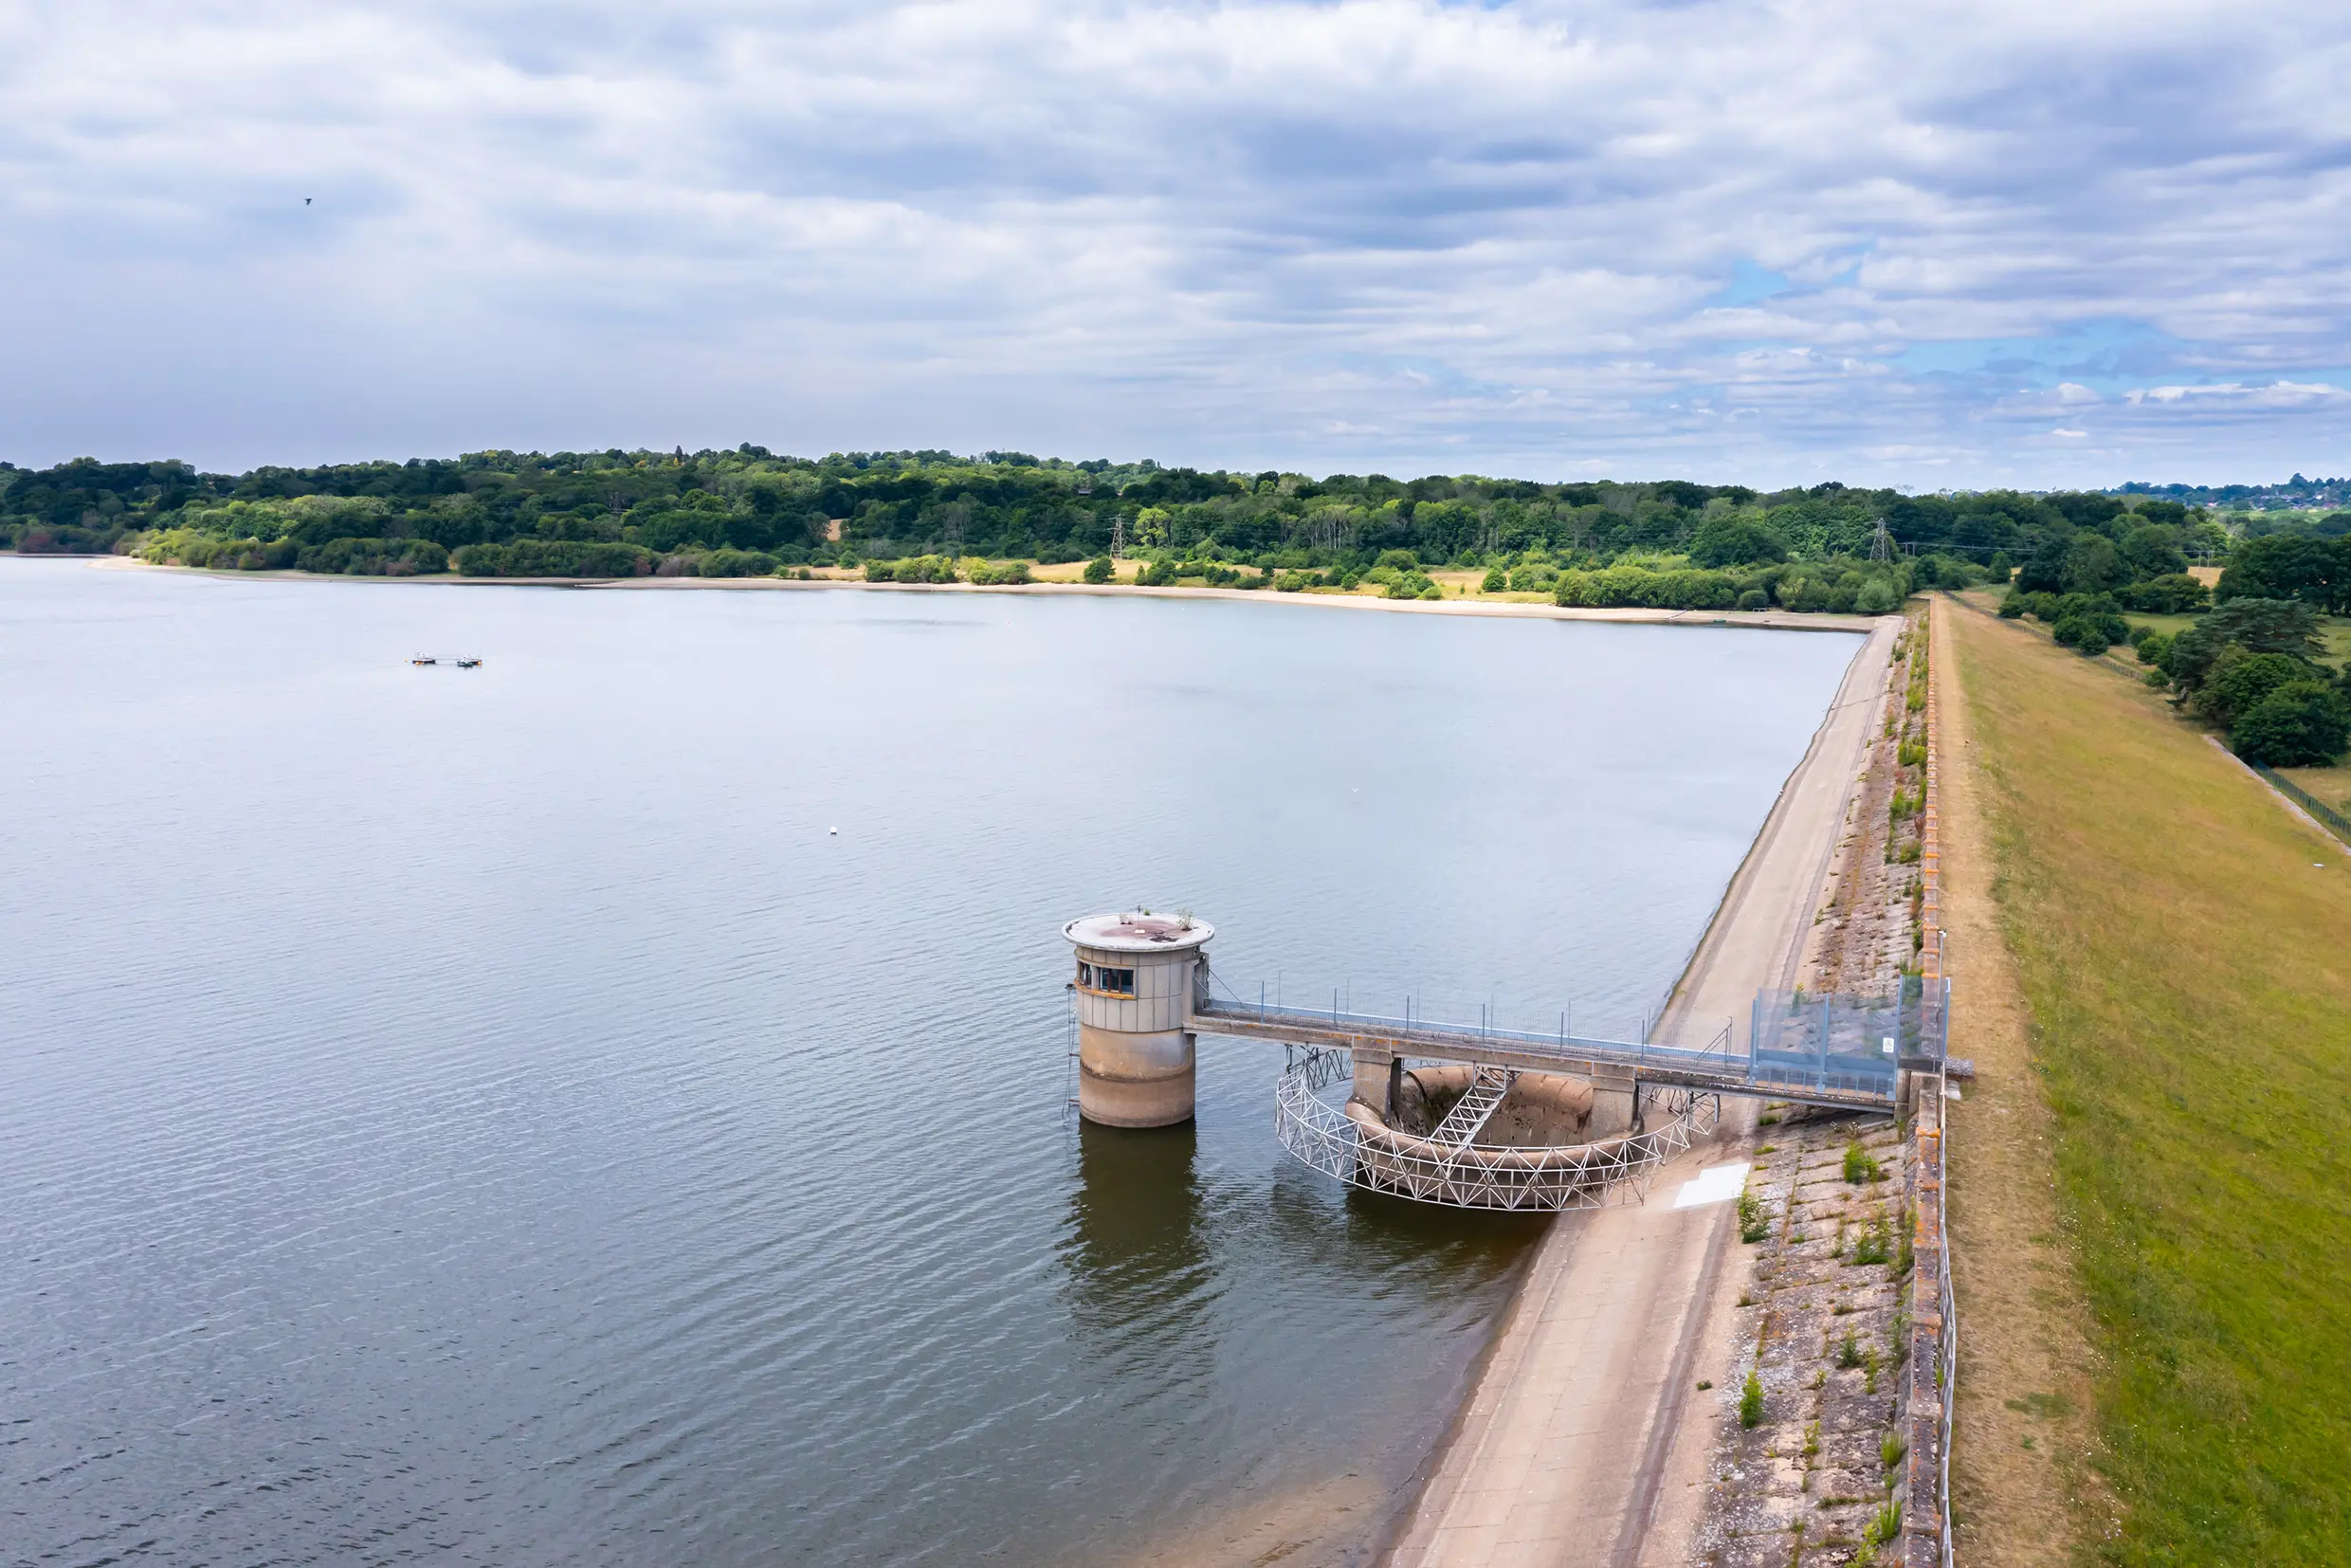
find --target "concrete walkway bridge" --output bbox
[1193,980,1943,1211]
[1062,910,1947,1212]
[1192,987,1937,1116]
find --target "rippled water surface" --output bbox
[0,562,1859,1567]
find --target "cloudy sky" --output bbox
[5,1,2348,485]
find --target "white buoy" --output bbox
[829,827,839,835]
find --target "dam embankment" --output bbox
[1383,614,1903,1568]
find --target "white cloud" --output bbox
[2,0,2349,485]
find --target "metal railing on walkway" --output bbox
[1196,977,1947,1112]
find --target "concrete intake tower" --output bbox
[1064,911,1214,1127]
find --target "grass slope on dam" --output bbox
[1946,597,2351,1565]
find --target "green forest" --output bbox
[0,446,2322,620]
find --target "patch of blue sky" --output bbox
[1706,251,1868,310]
[1895,318,2186,392]
[1709,260,1793,308]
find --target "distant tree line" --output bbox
[0,448,2290,603]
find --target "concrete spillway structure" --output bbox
[1065,911,1215,1127]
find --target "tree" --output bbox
[2119,524,2189,580]
[2117,574,2210,614]
[1084,556,1113,583]
[2166,598,2325,691]
[2063,535,2129,594]
[1689,515,1785,568]
[2232,683,2351,767]
[2193,648,2310,727]
[2015,536,2072,593]
[2214,534,2344,611]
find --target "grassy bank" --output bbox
[1948,599,2351,1563]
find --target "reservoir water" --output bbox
[0,561,1859,1567]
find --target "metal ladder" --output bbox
[1431,1066,1514,1147]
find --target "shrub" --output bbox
[1837,1332,1863,1369]
[1083,556,1114,584]
[1738,1190,1770,1243]
[1853,576,1902,614]
[1274,569,1315,593]
[298,537,449,575]
[1778,575,1835,613]
[1737,588,1771,611]
[967,558,1033,586]
[1843,1140,1882,1183]
[698,548,779,578]
[2233,683,2351,766]
[454,540,647,578]
[1387,571,1436,599]
[1739,1370,1764,1428]
[1553,565,1740,611]
[2053,608,2130,653]
[1481,567,1507,593]
[1374,547,1420,571]
[865,558,898,581]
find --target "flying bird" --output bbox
[303,197,312,206]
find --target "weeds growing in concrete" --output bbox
[1740,1370,1764,1429]
[1844,1140,1883,1184]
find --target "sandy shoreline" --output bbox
[73,554,1878,636]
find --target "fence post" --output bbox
[1819,994,1832,1090]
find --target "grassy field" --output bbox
[1948,599,2351,1564]
[2121,609,2351,663]
[1966,587,2351,825]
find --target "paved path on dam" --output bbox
[1385,614,1902,1568]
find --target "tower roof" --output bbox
[1064,911,1214,953]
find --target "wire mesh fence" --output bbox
[2249,759,2351,845]
[1749,977,1947,1101]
